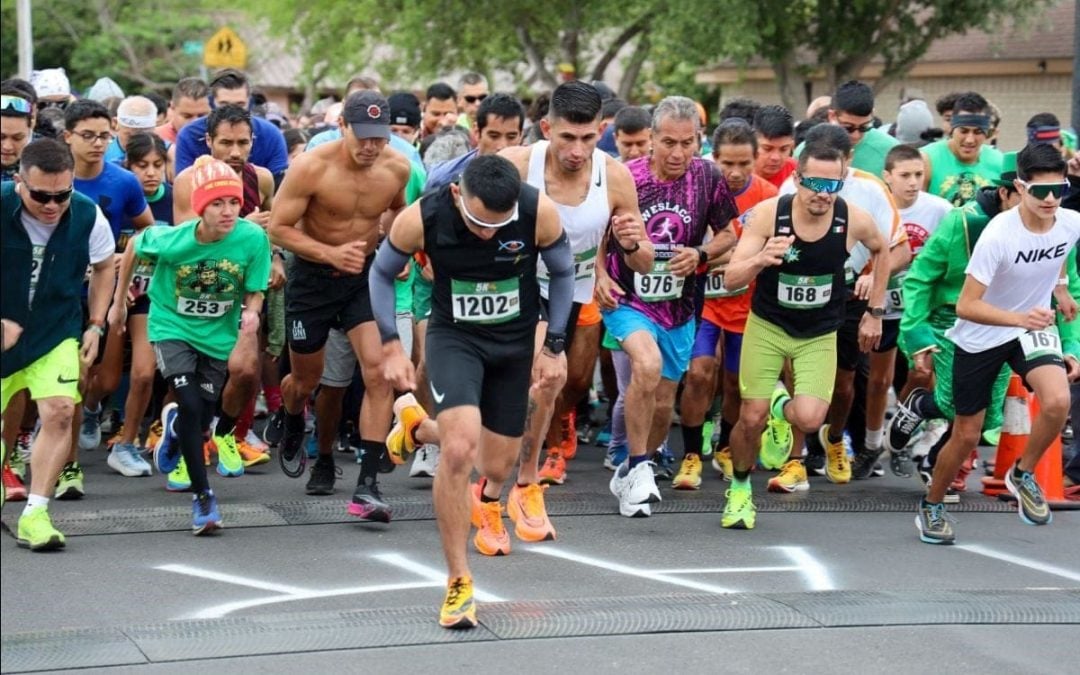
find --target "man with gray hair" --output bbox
[594,95,738,513]
[105,96,159,164]
[456,72,489,130]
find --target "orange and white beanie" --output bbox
[190,156,243,216]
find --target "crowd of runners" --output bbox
[2,65,1079,629]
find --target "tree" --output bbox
[1,0,214,94]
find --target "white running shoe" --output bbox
[410,444,439,478]
[609,460,661,518]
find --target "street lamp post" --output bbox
[17,0,33,79]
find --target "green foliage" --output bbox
[1,0,214,94]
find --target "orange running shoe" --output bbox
[538,452,567,485]
[469,477,487,528]
[144,420,163,454]
[203,439,214,466]
[473,500,511,556]
[557,410,577,460]
[507,482,556,541]
[3,463,27,502]
[387,393,429,465]
[235,438,271,467]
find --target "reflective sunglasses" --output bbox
[459,191,518,228]
[24,185,74,204]
[463,94,488,104]
[1019,180,1069,200]
[1,95,32,114]
[839,121,874,135]
[798,175,845,194]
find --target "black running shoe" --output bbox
[887,388,929,452]
[305,456,341,495]
[348,477,391,522]
[890,447,914,478]
[279,420,307,478]
[804,451,826,477]
[851,446,882,480]
[263,408,286,446]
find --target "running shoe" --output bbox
[507,482,556,542]
[721,483,756,529]
[305,456,340,495]
[55,462,84,500]
[672,454,703,490]
[538,452,567,485]
[603,443,628,471]
[767,459,809,493]
[9,445,26,481]
[711,447,733,481]
[760,388,793,469]
[263,407,286,446]
[387,393,428,465]
[78,404,103,451]
[14,429,35,472]
[887,387,930,452]
[210,434,245,477]
[409,444,439,478]
[236,437,271,467]
[473,500,511,556]
[1005,461,1052,525]
[557,410,577,460]
[107,442,153,477]
[243,429,270,454]
[804,450,826,476]
[3,463,27,501]
[17,508,66,551]
[595,421,612,447]
[439,576,477,629]
[652,443,675,480]
[609,460,661,518]
[154,403,181,474]
[348,477,391,522]
[144,420,164,455]
[910,418,947,462]
[916,499,954,544]
[105,425,125,448]
[192,489,223,535]
[469,478,486,528]
[279,414,307,469]
[167,457,191,492]
[820,425,851,484]
[850,445,882,480]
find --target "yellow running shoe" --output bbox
[672,454,703,490]
[17,507,66,551]
[711,447,733,481]
[759,389,793,469]
[820,424,851,484]
[507,482,556,542]
[721,482,756,530]
[387,393,428,465]
[473,501,511,556]
[767,459,810,493]
[439,576,477,629]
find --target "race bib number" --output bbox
[177,298,233,317]
[451,277,521,324]
[703,267,747,299]
[574,246,597,281]
[130,260,155,300]
[30,245,45,286]
[1019,327,1062,361]
[635,261,684,302]
[778,273,832,309]
[887,271,906,313]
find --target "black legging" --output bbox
[169,373,215,494]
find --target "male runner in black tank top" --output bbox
[720,140,889,530]
[369,155,575,629]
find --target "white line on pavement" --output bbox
[654,566,799,575]
[957,544,1080,584]
[527,546,734,594]
[155,564,310,595]
[774,546,836,591]
[371,552,506,601]
[188,581,443,620]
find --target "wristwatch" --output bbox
[695,246,708,266]
[867,306,885,318]
[543,333,567,355]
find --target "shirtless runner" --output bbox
[268,91,410,521]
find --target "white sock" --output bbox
[23,494,49,514]
[865,428,883,449]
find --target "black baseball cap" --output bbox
[343,90,390,140]
[388,92,421,128]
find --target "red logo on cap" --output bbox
[367,104,382,118]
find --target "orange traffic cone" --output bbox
[982,374,1027,497]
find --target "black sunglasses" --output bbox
[463,94,488,104]
[25,186,74,204]
[839,121,874,135]
[36,99,69,111]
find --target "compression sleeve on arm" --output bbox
[538,231,574,336]
[370,239,413,344]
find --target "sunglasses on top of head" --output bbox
[1,95,32,115]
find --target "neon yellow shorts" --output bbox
[739,312,836,402]
[1,338,82,412]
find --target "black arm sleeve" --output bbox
[370,239,412,344]
[538,231,574,337]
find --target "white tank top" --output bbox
[527,140,610,303]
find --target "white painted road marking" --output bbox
[957,544,1080,584]
[155,564,310,596]
[775,545,836,591]
[188,581,443,620]
[372,552,505,601]
[528,546,735,593]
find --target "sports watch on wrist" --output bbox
[543,333,567,355]
[867,306,885,318]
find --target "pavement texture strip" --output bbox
[2,589,1077,673]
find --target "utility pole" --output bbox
[1073,0,1079,133]
[17,0,33,79]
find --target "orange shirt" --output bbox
[760,158,796,190]
[154,123,178,144]
[702,176,778,333]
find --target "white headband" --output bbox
[117,112,157,129]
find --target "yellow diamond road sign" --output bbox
[204,27,247,69]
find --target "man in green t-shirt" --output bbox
[921,91,1003,207]
[827,80,898,179]
[112,156,270,535]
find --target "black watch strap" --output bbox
[543,332,567,355]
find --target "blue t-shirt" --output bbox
[306,128,422,167]
[175,115,288,180]
[74,162,149,249]
[425,148,477,192]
